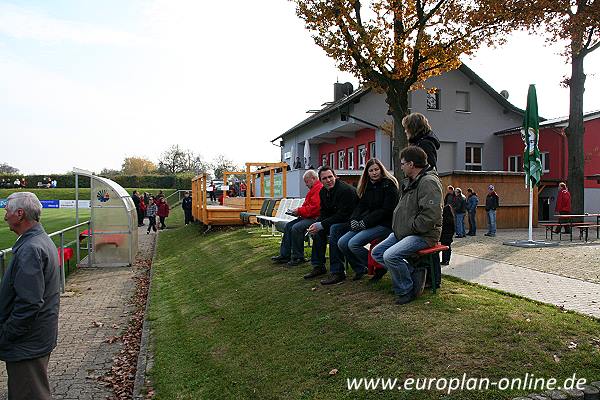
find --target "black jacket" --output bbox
[350,178,399,228]
[485,192,500,211]
[317,179,358,231]
[453,195,467,214]
[132,194,140,210]
[182,196,192,211]
[409,131,441,169]
[0,224,60,362]
[440,205,455,245]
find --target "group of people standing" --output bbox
[444,184,500,238]
[132,190,170,234]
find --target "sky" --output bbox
[1,1,599,175]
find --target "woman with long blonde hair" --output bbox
[335,158,399,281]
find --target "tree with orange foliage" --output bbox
[121,156,157,176]
[292,0,521,177]
[530,0,599,213]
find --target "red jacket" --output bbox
[296,181,323,219]
[555,189,571,213]
[157,200,170,217]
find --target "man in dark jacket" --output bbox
[371,147,443,305]
[1,192,60,400]
[466,188,479,236]
[484,185,500,237]
[132,190,143,226]
[304,167,358,279]
[181,191,193,225]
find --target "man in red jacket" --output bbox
[271,170,323,267]
[554,182,571,234]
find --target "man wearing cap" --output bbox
[485,185,499,237]
[1,192,60,400]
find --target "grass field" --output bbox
[0,188,177,201]
[148,214,600,399]
[0,208,91,250]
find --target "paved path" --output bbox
[443,253,600,319]
[0,225,155,399]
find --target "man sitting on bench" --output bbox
[271,170,323,266]
[371,146,443,305]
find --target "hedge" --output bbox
[0,174,192,189]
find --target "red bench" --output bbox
[367,240,448,294]
[415,243,449,294]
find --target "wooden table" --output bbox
[555,213,600,241]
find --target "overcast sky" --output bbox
[1,0,599,175]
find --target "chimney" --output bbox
[334,82,354,102]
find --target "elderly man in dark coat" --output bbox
[1,192,60,400]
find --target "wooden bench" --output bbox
[540,223,571,240]
[415,243,449,294]
[576,224,600,242]
[367,240,448,294]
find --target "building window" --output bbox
[427,89,441,110]
[321,154,327,167]
[508,155,522,172]
[338,150,345,170]
[369,142,376,160]
[456,91,470,112]
[329,152,335,167]
[465,145,482,171]
[347,148,355,170]
[358,144,367,169]
[541,152,550,173]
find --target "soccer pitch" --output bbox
[0,208,91,250]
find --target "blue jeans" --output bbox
[337,225,393,274]
[487,210,496,234]
[467,211,476,234]
[279,217,314,260]
[455,213,465,236]
[371,233,429,296]
[311,223,349,270]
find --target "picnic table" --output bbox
[552,213,600,241]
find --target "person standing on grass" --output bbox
[484,185,499,237]
[466,188,479,236]
[1,192,60,400]
[452,188,467,238]
[554,182,571,234]
[271,169,323,267]
[330,158,399,284]
[303,166,358,280]
[371,146,442,305]
[182,191,193,225]
[146,197,158,234]
[157,196,170,230]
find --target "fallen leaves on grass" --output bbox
[98,258,152,399]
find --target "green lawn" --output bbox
[0,208,91,250]
[0,188,176,201]
[148,214,600,399]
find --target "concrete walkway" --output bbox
[0,225,155,399]
[443,253,600,319]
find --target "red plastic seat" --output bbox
[57,247,74,266]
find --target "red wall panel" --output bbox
[318,128,375,168]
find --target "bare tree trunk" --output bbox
[566,51,586,214]
[386,87,410,179]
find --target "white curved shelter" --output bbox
[74,168,137,267]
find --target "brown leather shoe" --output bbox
[320,273,346,285]
[303,266,327,279]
